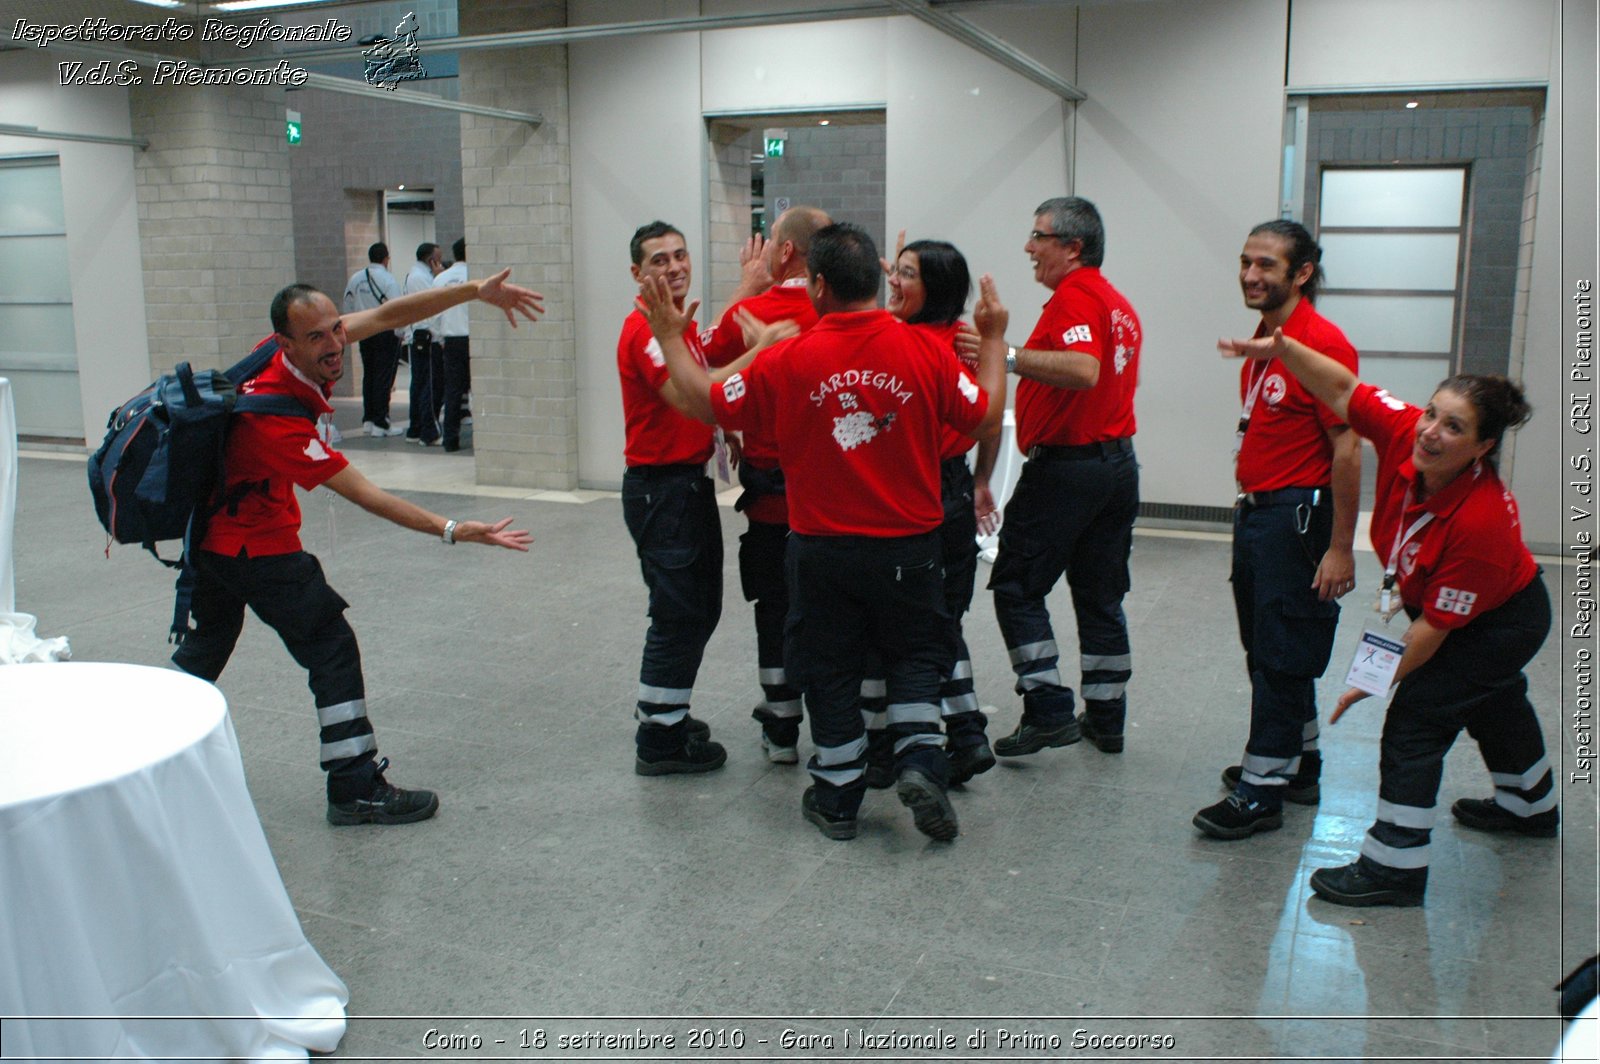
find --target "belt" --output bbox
[624,462,705,479]
[1237,486,1328,508]
[1026,437,1132,462]
[940,455,972,474]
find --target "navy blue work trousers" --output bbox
[621,465,723,752]
[1231,490,1339,799]
[1361,573,1553,880]
[938,455,986,749]
[172,549,378,799]
[785,531,951,816]
[989,445,1139,731]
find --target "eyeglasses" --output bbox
[1029,229,1067,242]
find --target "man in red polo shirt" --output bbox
[639,222,1008,843]
[619,220,778,776]
[1193,220,1360,840]
[172,275,542,826]
[701,205,830,764]
[976,196,1142,760]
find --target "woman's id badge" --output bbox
[1344,626,1405,697]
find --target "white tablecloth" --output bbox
[0,662,348,1059]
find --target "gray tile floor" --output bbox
[12,437,1593,1062]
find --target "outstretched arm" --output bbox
[345,268,545,342]
[1219,328,1358,423]
[321,465,533,551]
[1331,615,1449,723]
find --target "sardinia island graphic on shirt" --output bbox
[808,367,923,453]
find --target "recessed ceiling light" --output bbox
[818,120,830,126]
[127,0,188,8]
[397,184,405,190]
[1405,100,1419,109]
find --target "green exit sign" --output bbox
[764,137,784,158]
[286,109,302,146]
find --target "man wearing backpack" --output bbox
[341,242,405,437]
[171,271,543,826]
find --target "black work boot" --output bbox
[326,758,440,826]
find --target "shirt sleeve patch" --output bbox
[1433,586,1478,616]
[1061,324,1093,347]
[957,372,979,404]
[722,373,747,403]
[644,336,666,368]
[303,436,333,462]
[1374,388,1408,412]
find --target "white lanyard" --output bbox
[1239,360,1270,426]
[1380,488,1433,617]
[1233,361,1270,459]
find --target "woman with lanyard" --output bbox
[1219,328,1556,908]
[855,238,996,787]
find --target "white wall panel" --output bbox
[0,51,149,442]
[884,17,1074,340]
[570,10,706,488]
[1288,0,1557,89]
[1515,0,1592,550]
[1075,0,1289,510]
[701,18,887,114]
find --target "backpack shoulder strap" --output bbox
[234,393,317,420]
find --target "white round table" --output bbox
[0,662,348,1059]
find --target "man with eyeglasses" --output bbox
[974,196,1143,760]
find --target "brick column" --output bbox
[130,85,295,375]
[459,0,576,489]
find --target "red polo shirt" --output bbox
[201,347,348,558]
[708,309,987,537]
[1236,297,1358,492]
[911,320,982,462]
[1014,266,1141,452]
[701,279,818,367]
[704,281,822,525]
[617,309,715,468]
[1347,383,1537,629]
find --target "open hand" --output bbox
[460,516,533,552]
[953,322,981,369]
[1218,327,1286,361]
[974,482,1000,536]
[477,268,545,327]
[1329,686,1370,724]
[880,229,907,275]
[635,275,697,341]
[735,308,799,352]
[973,274,1009,339]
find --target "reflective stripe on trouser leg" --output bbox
[636,684,692,727]
[1240,666,1313,787]
[1488,755,1558,816]
[809,733,867,787]
[1080,652,1130,711]
[1007,639,1066,699]
[887,700,943,756]
[939,637,987,748]
[1303,718,1321,754]
[1363,794,1437,870]
[318,697,377,768]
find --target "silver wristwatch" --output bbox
[442,519,458,545]
[1005,347,1018,374]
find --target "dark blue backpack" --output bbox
[88,337,316,639]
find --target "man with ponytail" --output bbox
[1194,220,1360,840]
